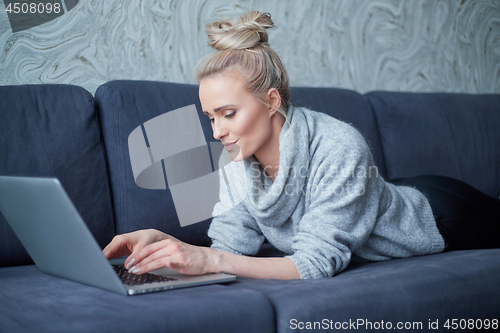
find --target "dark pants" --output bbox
[388,175,500,251]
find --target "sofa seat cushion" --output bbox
[0,265,274,333]
[232,249,500,333]
[366,92,500,198]
[0,84,115,267]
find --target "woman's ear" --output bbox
[267,88,282,117]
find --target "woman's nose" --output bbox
[212,120,227,141]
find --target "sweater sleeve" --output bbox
[285,128,383,279]
[208,164,265,256]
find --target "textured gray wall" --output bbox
[1,0,499,95]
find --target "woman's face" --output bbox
[199,71,275,162]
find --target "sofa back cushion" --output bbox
[366,91,500,198]
[95,81,213,246]
[290,87,386,178]
[0,84,115,267]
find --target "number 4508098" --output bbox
[5,2,61,14]
[444,319,498,330]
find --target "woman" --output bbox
[103,11,500,280]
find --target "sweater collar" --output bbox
[243,106,310,227]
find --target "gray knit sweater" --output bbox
[208,105,445,279]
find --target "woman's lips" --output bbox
[223,140,238,152]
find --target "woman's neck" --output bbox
[253,113,286,182]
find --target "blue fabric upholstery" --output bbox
[365,91,500,198]
[233,249,500,333]
[0,265,274,333]
[0,84,115,267]
[1,81,499,333]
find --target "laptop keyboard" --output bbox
[112,265,177,286]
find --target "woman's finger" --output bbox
[127,239,173,270]
[133,244,210,276]
[128,244,173,274]
[123,242,146,269]
[130,254,175,275]
[129,240,194,275]
[133,244,174,269]
[103,235,130,260]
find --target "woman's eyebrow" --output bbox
[203,104,235,115]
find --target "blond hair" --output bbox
[194,11,290,120]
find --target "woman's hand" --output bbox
[103,229,301,279]
[102,228,214,276]
[125,238,213,276]
[103,229,169,264]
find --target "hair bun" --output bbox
[206,11,275,51]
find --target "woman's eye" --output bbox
[208,112,235,123]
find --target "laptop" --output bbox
[0,176,236,295]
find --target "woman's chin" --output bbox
[228,150,244,162]
[227,144,246,162]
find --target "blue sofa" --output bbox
[1,81,499,333]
